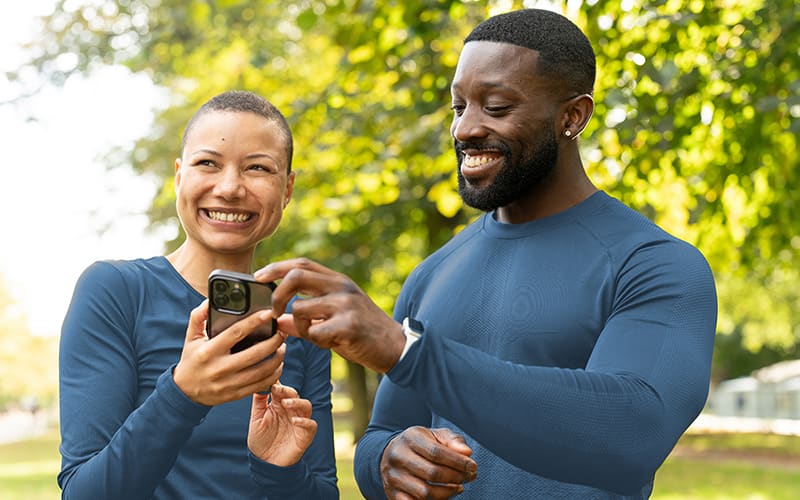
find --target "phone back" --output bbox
[207,270,277,353]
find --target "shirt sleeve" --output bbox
[353,290,434,500]
[248,341,339,499]
[354,376,431,500]
[58,262,210,499]
[381,241,717,495]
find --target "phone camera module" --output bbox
[210,277,249,313]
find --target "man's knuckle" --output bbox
[284,268,304,281]
[427,444,444,461]
[295,257,314,268]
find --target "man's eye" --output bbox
[197,159,216,168]
[451,104,465,115]
[485,106,510,114]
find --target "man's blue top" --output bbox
[58,256,338,499]
[354,191,717,499]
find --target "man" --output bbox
[257,8,717,499]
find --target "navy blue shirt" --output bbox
[58,257,338,499]
[355,191,717,499]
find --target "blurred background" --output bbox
[1,0,798,498]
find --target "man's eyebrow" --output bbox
[451,80,521,93]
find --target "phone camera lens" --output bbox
[229,287,244,303]
[213,294,229,307]
[213,280,228,294]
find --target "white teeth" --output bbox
[463,154,495,167]
[207,210,251,223]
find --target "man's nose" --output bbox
[451,106,489,142]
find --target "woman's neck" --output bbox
[166,242,254,296]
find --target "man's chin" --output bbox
[458,187,500,212]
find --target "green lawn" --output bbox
[0,429,61,499]
[0,428,362,499]
[652,432,800,500]
[2,427,798,499]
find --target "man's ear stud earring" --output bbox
[565,130,572,137]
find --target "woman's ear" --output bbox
[283,171,295,208]
[174,158,183,189]
[560,94,594,140]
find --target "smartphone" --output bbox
[207,269,277,353]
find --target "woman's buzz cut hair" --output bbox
[182,90,294,173]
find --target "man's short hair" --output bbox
[465,8,595,95]
[182,90,294,173]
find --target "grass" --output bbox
[2,426,799,499]
[652,432,800,500]
[654,457,800,500]
[0,426,363,500]
[0,429,61,499]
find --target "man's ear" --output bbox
[560,94,594,140]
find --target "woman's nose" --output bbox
[214,167,246,200]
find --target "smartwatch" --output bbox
[399,317,422,361]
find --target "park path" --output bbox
[673,413,800,471]
[688,413,800,436]
[0,409,48,445]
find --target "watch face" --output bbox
[403,317,422,338]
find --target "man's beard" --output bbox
[456,128,559,212]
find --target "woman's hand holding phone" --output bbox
[173,300,286,406]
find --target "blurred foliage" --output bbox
[0,278,58,410]
[10,0,799,400]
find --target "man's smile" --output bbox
[462,152,503,168]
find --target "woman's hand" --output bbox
[248,383,318,466]
[173,300,286,406]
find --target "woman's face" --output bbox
[174,110,294,257]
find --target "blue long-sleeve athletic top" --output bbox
[58,257,338,499]
[354,191,717,499]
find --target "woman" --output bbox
[58,90,338,498]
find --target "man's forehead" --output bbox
[454,41,539,74]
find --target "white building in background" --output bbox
[708,359,800,420]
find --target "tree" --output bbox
[13,0,799,436]
[0,276,59,410]
[575,0,800,379]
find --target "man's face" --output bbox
[450,41,559,211]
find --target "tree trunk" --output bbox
[347,359,375,442]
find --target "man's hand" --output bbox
[248,383,317,466]
[255,258,407,373]
[381,426,477,499]
[173,301,286,406]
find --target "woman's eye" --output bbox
[248,164,275,173]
